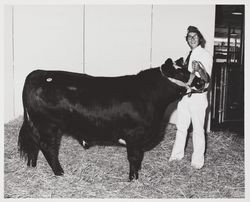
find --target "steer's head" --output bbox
[160,58,207,93]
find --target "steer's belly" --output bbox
[48,100,149,142]
[62,108,145,140]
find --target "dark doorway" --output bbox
[211,5,244,136]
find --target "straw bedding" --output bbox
[4,116,244,198]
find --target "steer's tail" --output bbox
[18,80,40,167]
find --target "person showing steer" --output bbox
[18,58,207,181]
[169,26,213,169]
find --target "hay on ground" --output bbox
[4,116,244,198]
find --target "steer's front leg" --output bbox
[126,145,144,181]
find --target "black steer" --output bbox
[18,58,206,181]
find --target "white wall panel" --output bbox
[4,6,14,123]
[152,5,215,66]
[13,5,84,117]
[85,5,151,76]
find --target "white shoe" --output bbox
[169,154,184,162]
[191,162,204,169]
[191,155,204,169]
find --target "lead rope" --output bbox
[159,65,193,89]
[159,65,206,97]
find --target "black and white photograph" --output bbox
[2,0,248,199]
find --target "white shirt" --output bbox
[187,45,213,78]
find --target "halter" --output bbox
[159,65,207,97]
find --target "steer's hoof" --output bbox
[54,169,64,176]
[129,172,139,181]
[55,172,64,176]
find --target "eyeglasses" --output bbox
[187,34,198,40]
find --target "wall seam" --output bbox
[83,4,85,73]
[12,6,15,118]
[150,5,154,68]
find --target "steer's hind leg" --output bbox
[40,127,64,176]
[27,146,39,167]
[126,145,144,181]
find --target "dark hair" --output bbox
[185,26,206,48]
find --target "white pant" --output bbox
[170,93,208,168]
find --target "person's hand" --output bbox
[192,60,202,72]
[192,60,210,83]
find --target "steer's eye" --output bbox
[177,69,184,75]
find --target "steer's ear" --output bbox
[174,57,184,68]
[161,58,175,76]
[164,58,174,66]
